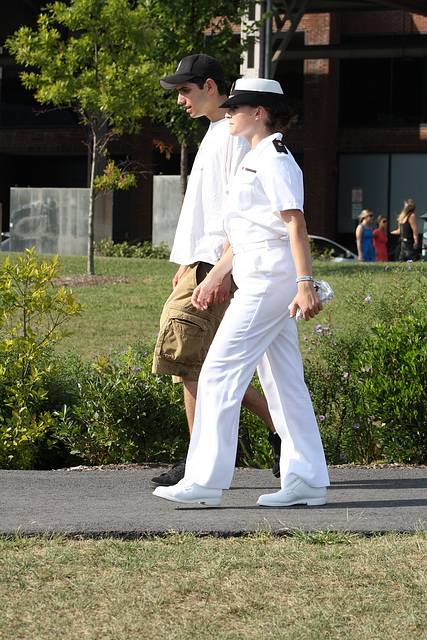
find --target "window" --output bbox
[339,36,427,127]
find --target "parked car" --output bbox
[1,232,10,252]
[309,235,357,262]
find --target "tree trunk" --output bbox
[87,129,97,276]
[180,142,188,206]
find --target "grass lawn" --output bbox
[4,251,425,358]
[1,255,425,638]
[0,531,426,640]
[46,255,176,356]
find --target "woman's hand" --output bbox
[289,280,323,321]
[210,272,231,306]
[192,246,234,310]
[192,275,218,310]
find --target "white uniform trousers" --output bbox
[184,244,330,490]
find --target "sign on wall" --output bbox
[351,187,363,219]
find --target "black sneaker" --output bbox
[150,458,186,488]
[268,431,281,478]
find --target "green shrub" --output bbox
[95,237,170,259]
[300,320,377,465]
[52,344,188,465]
[355,312,427,463]
[295,262,427,465]
[2,256,426,470]
[0,249,83,469]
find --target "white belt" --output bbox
[232,238,289,255]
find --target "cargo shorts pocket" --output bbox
[157,305,214,366]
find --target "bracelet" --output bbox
[296,276,314,283]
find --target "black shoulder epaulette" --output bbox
[273,138,288,153]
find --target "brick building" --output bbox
[1,2,427,252]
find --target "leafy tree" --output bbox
[142,0,255,199]
[6,0,156,274]
[6,0,260,266]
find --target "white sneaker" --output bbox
[257,478,327,507]
[153,479,222,506]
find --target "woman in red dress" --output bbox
[373,215,388,262]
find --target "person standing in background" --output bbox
[373,215,388,262]
[391,199,419,261]
[356,209,376,262]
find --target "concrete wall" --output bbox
[9,187,112,255]
[152,175,180,250]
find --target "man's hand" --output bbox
[172,265,189,289]
[289,280,323,321]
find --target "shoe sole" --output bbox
[153,489,221,506]
[157,496,221,506]
[257,496,327,507]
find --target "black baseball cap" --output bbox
[160,54,225,90]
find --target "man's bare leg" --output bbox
[183,379,198,436]
[241,384,275,432]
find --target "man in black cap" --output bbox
[151,55,282,488]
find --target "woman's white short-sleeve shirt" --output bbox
[225,133,304,252]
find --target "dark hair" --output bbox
[191,76,227,97]
[264,108,297,134]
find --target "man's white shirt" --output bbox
[170,118,250,266]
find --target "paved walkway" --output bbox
[1,466,426,538]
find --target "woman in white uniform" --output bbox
[153,78,330,507]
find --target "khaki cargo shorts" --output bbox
[152,262,236,381]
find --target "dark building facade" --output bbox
[1,2,427,252]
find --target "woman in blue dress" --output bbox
[356,209,376,262]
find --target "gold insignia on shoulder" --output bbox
[273,139,288,153]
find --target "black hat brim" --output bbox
[160,73,195,90]
[219,91,293,115]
